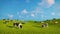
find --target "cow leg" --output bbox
[20,25,22,28]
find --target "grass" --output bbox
[0,19,60,34]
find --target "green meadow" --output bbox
[0,19,60,34]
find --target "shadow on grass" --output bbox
[33,25,42,28]
[7,26,19,29]
[8,26,14,28]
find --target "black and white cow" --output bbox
[13,22,22,29]
[42,23,48,28]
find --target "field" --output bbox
[0,19,60,34]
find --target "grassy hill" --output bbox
[0,19,60,34]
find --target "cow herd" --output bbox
[2,19,59,29]
[3,19,23,29]
[3,21,49,29]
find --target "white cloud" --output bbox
[31,13,35,17]
[8,14,13,18]
[47,0,55,5]
[38,0,55,8]
[21,9,28,14]
[47,0,55,8]
[51,12,55,15]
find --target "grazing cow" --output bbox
[42,24,45,28]
[42,23,48,28]
[13,22,19,27]
[3,20,9,24]
[18,23,22,29]
[44,23,48,27]
[13,22,22,29]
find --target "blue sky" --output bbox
[0,0,60,21]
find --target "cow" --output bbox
[42,23,48,28]
[3,20,9,24]
[18,23,22,29]
[13,22,22,29]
